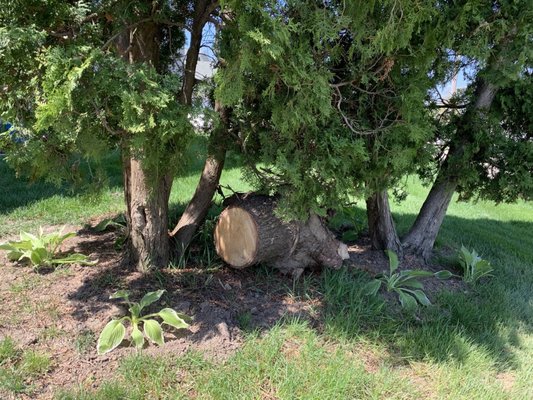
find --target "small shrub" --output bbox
[0,227,95,271]
[364,250,453,311]
[458,245,494,284]
[97,290,191,355]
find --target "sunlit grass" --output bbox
[1,156,532,399]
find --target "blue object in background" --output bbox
[0,119,24,144]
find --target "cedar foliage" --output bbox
[0,0,192,187]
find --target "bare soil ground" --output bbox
[0,224,464,399]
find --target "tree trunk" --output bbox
[214,194,349,278]
[116,16,173,271]
[402,175,457,260]
[123,155,173,271]
[169,104,229,252]
[366,190,403,256]
[402,80,497,260]
[169,0,224,253]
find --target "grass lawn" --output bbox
[0,156,532,399]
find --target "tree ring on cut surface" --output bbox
[214,207,258,268]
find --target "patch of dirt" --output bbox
[0,225,319,399]
[496,371,516,392]
[0,224,468,399]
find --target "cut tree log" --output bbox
[214,194,349,277]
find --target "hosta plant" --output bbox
[458,246,494,284]
[0,227,95,270]
[364,250,453,311]
[97,290,191,355]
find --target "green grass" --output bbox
[0,148,250,237]
[0,337,52,395]
[1,158,532,399]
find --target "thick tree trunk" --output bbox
[402,175,457,260]
[366,190,403,256]
[116,15,173,271]
[123,155,173,271]
[214,194,349,277]
[402,80,498,260]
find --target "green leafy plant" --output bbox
[364,250,453,311]
[458,245,494,284]
[97,290,191,355]
[0,227,95,270]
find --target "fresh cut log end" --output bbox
[214,207,258,268]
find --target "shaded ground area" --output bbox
[0,225,322,399]
[0,214,530,399]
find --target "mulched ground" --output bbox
[0,223,465,399]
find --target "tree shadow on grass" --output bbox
[0,154,124,218]
[63,211,532,369]
[324,213,533,371]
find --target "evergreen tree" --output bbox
[0,0,219,271]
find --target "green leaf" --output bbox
[408,289,432,306]
[6,250,24,261]
[94,218,123,232]
[401,270,434,278]
[110,290,130,300]
[363,279,382,296]
[460,246,473,267]
[131,324,145,349]
[58,232,76,243]
[20,231,39,244]
[97,320,126,355]
[398,291,417,311]
[139,290,165,310]
[129,304,141,318]
[385,250,399,273]
[30,248,49,266]
[143,319,164,346]
[434,270,453,280]
[159,308,190,330]
[400,279,424,289]
[52,253,96,265]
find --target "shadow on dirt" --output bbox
[64,214,532,368]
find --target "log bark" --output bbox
[214,194,349,277]
[366,190,403,256]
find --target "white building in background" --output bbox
[176,48,216,81]
[176,49,216,129]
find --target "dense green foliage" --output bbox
[0,0,192,186]
[217,0,441,216]
[216,0,532,218]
